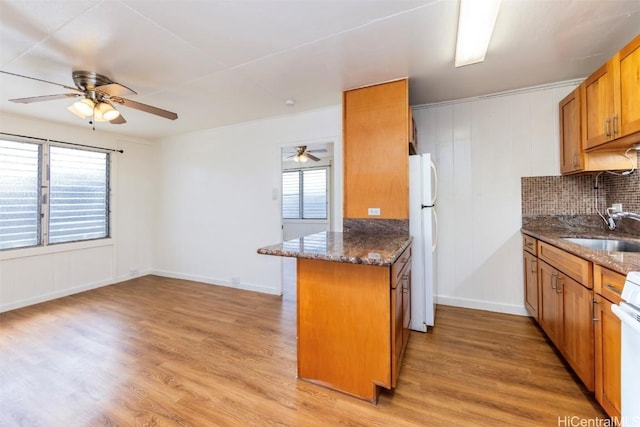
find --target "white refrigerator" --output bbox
[409,153,438,331]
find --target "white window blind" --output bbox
[0,140,40,250]
[282,171,300,219]
[48,146,109,244]
[282,168,327,220]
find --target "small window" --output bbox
[48,146,109,244]
[0,138,110,251]
[282,168,327,220]
[0,140,41,250]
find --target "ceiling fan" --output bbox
[286,146,327,163]
[0,70,178,128]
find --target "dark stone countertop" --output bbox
[521,217,640,275]
[257,231,412,266]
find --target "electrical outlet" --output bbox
[129,269,139,277]
[368,207,381,216]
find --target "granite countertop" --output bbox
[521,222,640,275]
[257,231,412,266]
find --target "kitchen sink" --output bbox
[563,237,640,253]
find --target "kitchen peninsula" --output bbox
[258,230,412,403]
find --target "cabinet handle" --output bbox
[612,114,619,135]
[605,283,622,295]
[592,298,599,322]
[525,241,534,248]
[555,276,564,294]
[551,271,558,290]
[605,118,611,137]
[572,152,579,168]
[531,259,537,273]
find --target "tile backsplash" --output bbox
[522,152,640,216]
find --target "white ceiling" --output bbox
[1,0,639,140]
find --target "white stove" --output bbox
[612,271,640,427]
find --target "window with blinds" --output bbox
[0,140,41,250]
[0,138,110,250]
[48,146,109,244]
[282,168,327,220]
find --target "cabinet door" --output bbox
[538,260,562,347]
[402,264,411,353]
[523,251,539,319]
[615,34,640,138]
[594,295,621,420]
[583,62,615,149]
[391,279,403,388]
[343,79,409,220]
[559,87,583,173]
[558,275,594,391]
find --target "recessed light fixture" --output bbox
[455,0,502,67]
[285,99,295,106]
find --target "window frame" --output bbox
[281,166,329,221]
[0,137,111,252]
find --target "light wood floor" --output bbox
[0,275,606,426]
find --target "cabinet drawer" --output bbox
[538,241,592,288]
[594,264,625,304]
[523,234,537,255]
[392,245,412,288]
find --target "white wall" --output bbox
[152,107,342,295]
[413,81,579,315]
[0,112,155,312]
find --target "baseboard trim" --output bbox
[436,295,530,317]
[150,269,281,296]
[0,278,115,313]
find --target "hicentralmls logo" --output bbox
[558,416,640,427]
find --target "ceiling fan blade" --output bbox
[112,97,178,120]
[1,70,81,92]
[306,153,321,162]
[96,83,136,97]
[308,149,328,153]
[109,114,126,125]
[10,93,80,104]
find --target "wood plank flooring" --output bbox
[0,275,607,426]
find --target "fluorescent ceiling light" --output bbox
[455,0,502,67]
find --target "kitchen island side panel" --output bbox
[296,258,391,402]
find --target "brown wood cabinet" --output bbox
[560,87,584,173]
[343,79,411,220]
[536,242,595,391]
[523,235,539,319]
[593,265,624,421]
[583,33,640,151]
[391,246,411,387]
[296,245,411,402]
[559,84,636,175]
[538,259,563,347]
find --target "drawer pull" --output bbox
[531,259,537,273]
[605,283,622,295]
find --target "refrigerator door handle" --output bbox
[432,208,439,252]
[430,159,438,206]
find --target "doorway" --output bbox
[279,142,334,295]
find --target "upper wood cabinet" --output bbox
[343,79,411,220]
[583,33,640,151]
[559,83,637,175]
[559,87,584,173]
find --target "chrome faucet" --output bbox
[605,208,640,230]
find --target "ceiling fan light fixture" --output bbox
[69,98,95,117]
[95,101,120,122]
[294,154,308,163]
[455,0,502,67]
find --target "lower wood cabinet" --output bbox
[594,294,621,421]
[296,244,411,403]
[535,243,595,391]
[594,265,624,421]
[523,235,539,319]
[523,234,626,418]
